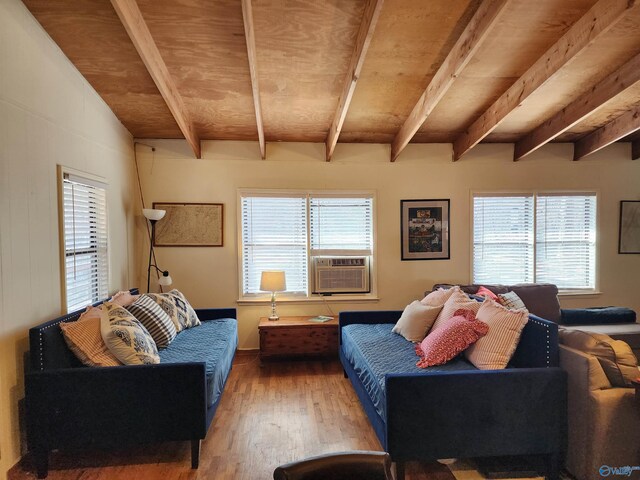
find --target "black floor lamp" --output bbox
[144,208,173,293]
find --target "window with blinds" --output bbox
[61,170,109,312]
[536,194,596,290]
[240,191,375,297]
[473,192,597,291]
[473,194,534,285]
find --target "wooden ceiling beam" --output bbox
[632,139,640,160]
[390,0,509,162]
[574,106,640,160]
[514,51,640,160]
[453,0,637,161]
[242,0,266,160]
[110,0,201,159]
[325,0,384,162]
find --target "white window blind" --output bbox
[536,194,596,290]
[473,192,597,290]
[473,195,534,285]
[309,196,373,256]
[62,173,109,312]
[241,195,308,295]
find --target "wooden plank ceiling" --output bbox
[22,0,640,161]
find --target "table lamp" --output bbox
[260,271,286,321]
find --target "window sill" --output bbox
[558,290,602,297]
[237,294,380,305]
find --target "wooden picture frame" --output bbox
[401,199,450,260]
[153,202,223,247]
[619,200,640,254]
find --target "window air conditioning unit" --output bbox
[312,257,370,294]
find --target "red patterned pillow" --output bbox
[476,286,498,301]
[416,309,489,368]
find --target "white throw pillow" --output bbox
[465,299,529,370]
[392,301,443,342]
[420,287,457,307]
[430,287,481,332]
[101,302,160,365]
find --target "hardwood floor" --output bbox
[11,353,455,480]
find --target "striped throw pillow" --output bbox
[465,299,529,370]
[60,307,122,367]
[126,294,177,348]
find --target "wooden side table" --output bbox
[258,316,339,361]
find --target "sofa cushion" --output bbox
[559,329,639,387]
[392,301,442,342]
[430,287,482,332]
[146,289,200,332]
[498,291,527,310]
[126,294,177,348]
[508,284,561,323]
[420,287,456,307]
[465,299,529,370]
[159,318,238,407]
[60,307,122,367]
[416,309,488,368]
[561,307,636,326]
[100,302,160,365]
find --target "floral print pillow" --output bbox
[100,302,159,365]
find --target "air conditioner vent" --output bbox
[312,257,370,294]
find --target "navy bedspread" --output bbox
[341,323,477,420]
[159,318,238,407]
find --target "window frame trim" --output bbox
[57,165,110,314]
[236,188,377,302]
[470,189,599,293]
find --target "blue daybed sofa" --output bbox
[339,309,567,480]
[25,289,238,478]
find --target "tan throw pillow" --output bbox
[101,302,159,365]
[110,290,140,307]
[421,287,457,307]
[465,299,529,370]
[60,307,121,367]
[392,301,443,342]
[430,287,481,332]
[559,329,639,387]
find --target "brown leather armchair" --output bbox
[273,451,394,480]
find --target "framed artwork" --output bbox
[153,202,223,247]
[619,200,640,254]
[401,199,450,260]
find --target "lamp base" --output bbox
[268,314,279,321]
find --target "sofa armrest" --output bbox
[561,307,636,326]
[196,308,237,321]
[510,314,559,368]
[385,368,567,461]
[26,362,208,453]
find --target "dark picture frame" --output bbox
[401,199,450,260]
[619,200,640,254]
[153,202,223,247]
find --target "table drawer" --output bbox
[260,326,338,357]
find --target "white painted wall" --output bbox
[134,139,640,351]
[0,1,137,477]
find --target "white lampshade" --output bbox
[143,208,166,221]
[260,271,286,292]
[158,273,172,286]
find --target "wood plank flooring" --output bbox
[10,353,455,480]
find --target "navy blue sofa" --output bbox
[339,310,567,480]
[25,289,238,478]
